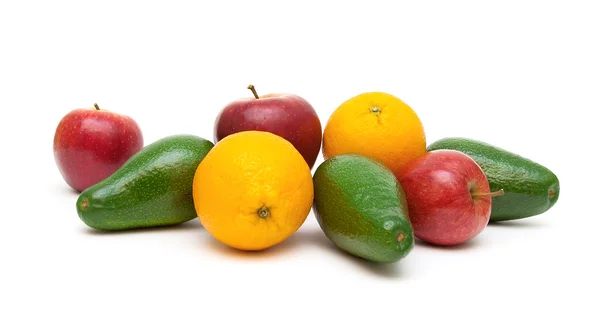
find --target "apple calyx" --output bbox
[94,103,100,110]
[247,84,260,99]
[472,189,505,198]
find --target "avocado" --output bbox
[76,134,214,231]
[312,154,414,263]
[427,137,560,222]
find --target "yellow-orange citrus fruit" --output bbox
[323,91,426,176]
[192,131,314,251]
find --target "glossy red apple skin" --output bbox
[53,106,143,192]
[396,149,492,246]
[214,93,322,169]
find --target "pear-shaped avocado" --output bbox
[427,137,560,222]
[312,154,414,263]
[76,134,214,231]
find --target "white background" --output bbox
[1,0,599,312]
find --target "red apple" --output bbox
[396,149,503,246]
[214,85,322,169]
[53,103,143,192]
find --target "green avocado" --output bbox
[76,134,214,231]
[427,137,560,222]
[312,154,414,263]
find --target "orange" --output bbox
[323,91,426,176]
[192,131,314,251]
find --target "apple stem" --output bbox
[247,84,259,99]
[94,103,100,110]
[472,189,505,198]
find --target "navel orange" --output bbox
[192,131,314,251]
[322,91,426,176]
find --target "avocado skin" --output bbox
[426,137,560,222]
[76,135,214,231]
[313,154,414,263]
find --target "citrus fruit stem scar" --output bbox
[397,232,404,242]
[257,206,270,219]
[548,189,555,198]
[247,84,259,99]
[370,106,381,115]
[93,103,100,110]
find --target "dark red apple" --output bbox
[53,103,143,192]
[396,149,503,246]
[214,85,322,169]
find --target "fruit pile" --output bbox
[54,85,560,263]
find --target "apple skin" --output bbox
[396,149,493,246]
[53,105,143,192]
[214,92,322,169]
